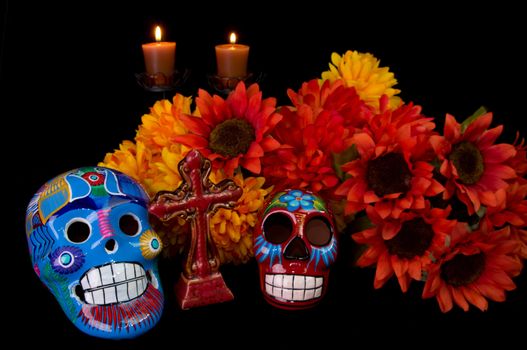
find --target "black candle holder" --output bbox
[135,69,190,93]
[207,72,265,96]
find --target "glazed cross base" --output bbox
[175,272,234,310]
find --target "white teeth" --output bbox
[293,290,304,301]
[100,265,113,285]
[87,269,102,289]
[113,263,126,282]
[315,277,323,288]
[81,277,90,290]
[128,280,138,299]
[264,274,323,302]
[92,289,104,304]
[305,289,315,300]
[125,263,135,279]
[104,287,117,304]
[79,262,149,305]
[116,283,128,302]
[85,291,94,304]
[283,276,293,289]
[135,264,144,277]
[273,275,283,288]
[282,288,293,300]
[265,275,273,284]
[293,276,304,289]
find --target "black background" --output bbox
[2,1,526,347]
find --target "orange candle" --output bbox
[215,32,249,78]
[142,26,176,77]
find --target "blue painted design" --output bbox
[102,168,124,196]
[254,235,282,267]
[308,237,337,271]
[279,190,315,212]
[65,174,92,202]
[29,225,55,263]
[39,189,69,223]
[50,246,85,274]
[25,167,164,339]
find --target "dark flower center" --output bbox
[449,141,484,185]
[367,153,412,197]
[385,218,434,259]
[209,119,255,157]
[441,252,485,287]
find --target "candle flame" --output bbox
[229,32,237,45]
[155,26,162,42]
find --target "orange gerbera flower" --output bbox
[336,99,442,217]
[487,181,527,259]
[430,113,517,214]
[173,82,282,176]
[263,80,370,194]
[354,205,455,292]
[422,224,522,312]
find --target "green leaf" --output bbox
[332,144,359,181]
[460,106,488,133]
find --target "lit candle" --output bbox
[215,32,250,78]
[142,26,176,78]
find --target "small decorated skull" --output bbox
[254,189,337,309]
[25,167,164,339]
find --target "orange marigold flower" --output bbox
[209,172,273,264]
[136,94,192,153]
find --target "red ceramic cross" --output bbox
[149,149,242,308]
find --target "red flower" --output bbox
[422,223,522,312]
[173,82,282,176]
[507,133,527,178]
[430,113,517,214]
[263,79,371,194]
[354,204,455,292]
[487,181,527,259]
[336,100,442,217]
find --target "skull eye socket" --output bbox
[263,212,293,244]
[119,214,141,236]
[306,217,332,246]
[65,219,91,243]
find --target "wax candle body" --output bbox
[142,42,176,77]
[215,44,249,78]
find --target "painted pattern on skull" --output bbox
[25,167,164,339]
[254,189,338,310]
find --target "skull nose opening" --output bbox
[284,236,309,260]
[105,239,118,253]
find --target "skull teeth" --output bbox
[79,262,148,305]
[264,274,323,302]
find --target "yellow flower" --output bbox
[209,172,273,264]
[321,50,402,110]
[99,140,152,189]
[136,94,192,153]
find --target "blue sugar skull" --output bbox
[25,167,164,339]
